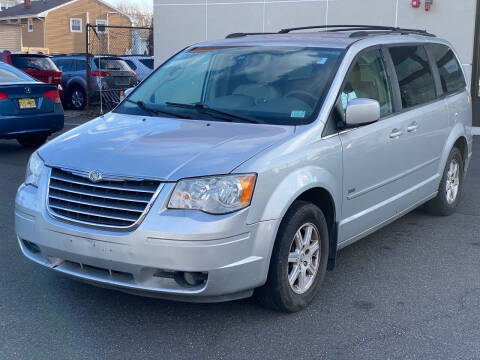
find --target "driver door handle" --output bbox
[389,128,403,139]
[407,121,419,133]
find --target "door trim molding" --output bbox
[347,156,440,200]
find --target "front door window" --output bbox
[340,49,393,118]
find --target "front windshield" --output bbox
[115,46,344,125]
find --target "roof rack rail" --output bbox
[225,25,435,40]
[278,24,435,37]
[225,32,276,39]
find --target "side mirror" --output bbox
[124,87,135,97]
[120,87,135,102]
[345,98,380,126]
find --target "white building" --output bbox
[153,0,480,125]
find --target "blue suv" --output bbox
[52,54,138,110]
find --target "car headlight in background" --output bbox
[168,174,257,214]
[25,152,44,187]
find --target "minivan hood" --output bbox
[39,113,294,180]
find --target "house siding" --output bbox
[45,0,131,54]
[20,17,44,48]
[0,23,22,50]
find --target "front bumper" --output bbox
[15,171,278,302]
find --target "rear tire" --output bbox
[255,201,329,312]
[17,134,47,148]
[425,147,463,216]
[69,86,86,110]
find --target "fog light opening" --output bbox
[173,271,208,287]
[22,239,41,254]
[183,272,207,286]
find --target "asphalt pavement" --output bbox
[0,118,479,359]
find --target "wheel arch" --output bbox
[439,124,470,179]
[453,136,469,174]
[295,187,338,270]
[263,184,339,274]
[66,79,86,95]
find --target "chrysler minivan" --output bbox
[15,25,472,312]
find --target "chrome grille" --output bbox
[47,168,161,229]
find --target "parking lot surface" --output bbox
[0,120,479,359]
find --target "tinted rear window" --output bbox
[0,63,34,82]
[429,44,466,95]
[11,56,59,71]
[389,45,436,109]
[139,58,153,69]
[94,58,130,70]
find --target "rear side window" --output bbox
[389,46,436,109]
[54,59,74,72]
[75,60,86,71]
[11,56,59,71]
[124,59,137,70]
[140,58,154,69]
[340,49,393,117]
[429,44,466,95]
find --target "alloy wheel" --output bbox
[446,158,460,204]
[287,223,321,294]
[72,90,84,109]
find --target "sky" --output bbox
[107,0,152,12]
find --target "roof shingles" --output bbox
[0,0,72,19]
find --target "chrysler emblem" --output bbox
[25,87,31,94]
[88,170,102,183]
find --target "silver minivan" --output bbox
[15,26,473,312]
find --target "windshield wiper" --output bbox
[165,102,260,124]
[125,99,189,119]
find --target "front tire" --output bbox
[255,201,329,312]
[425,147,464,216]
[17,134,47,148]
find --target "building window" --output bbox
[27,18,33,32]
[70,18,82,33]
[96,19,107,33]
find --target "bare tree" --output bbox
[115,1,153,27]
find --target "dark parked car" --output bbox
[52,54,138,110]
[0,51,63,96]
[0,62,64,147]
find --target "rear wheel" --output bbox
[255,201,329,312]
[69,86,86,110]
[17,134,47,148]
[425,147,464,216]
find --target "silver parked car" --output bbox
[15,25,473,312]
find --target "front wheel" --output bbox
[255,201,329,312]
[17,134,47,148]
[425,147,464,216]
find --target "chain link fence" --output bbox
[86,24,154,113]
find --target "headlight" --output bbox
[25,152,44,187]
[168,174,256,214]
